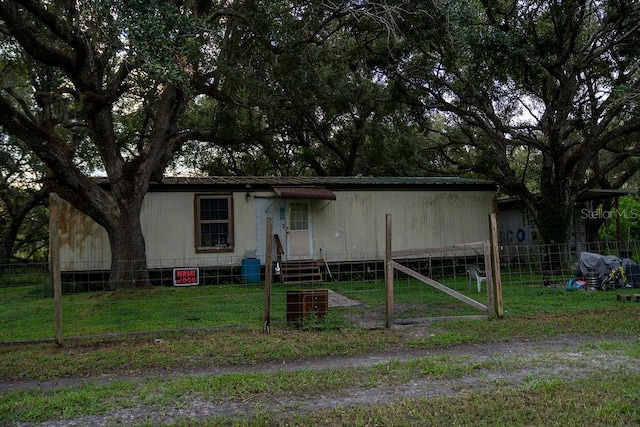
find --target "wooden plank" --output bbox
[394,315,487,325]
[51,219,63,346]
[392,261,488,313]
[391,242,485,258]
[617,294,640,302]
[279,259,323,283]
[274,234,284,263]
[385,214,394,329]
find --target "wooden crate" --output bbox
[617,294,640,302]
[286,289,329,325]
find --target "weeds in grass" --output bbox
[258,372,640,427]
[0,348,597,424]
[297,312,350,331]
[1,334,639,425]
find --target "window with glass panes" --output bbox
[289,203,308,231]
[196,194,233,251]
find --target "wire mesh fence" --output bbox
[2,241,639,342]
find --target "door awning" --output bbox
[272,186,336,200]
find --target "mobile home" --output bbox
[50,176,498,281]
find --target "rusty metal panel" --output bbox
[50,193,110,271]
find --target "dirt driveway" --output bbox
[6,331,639,426]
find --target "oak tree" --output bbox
[0,0,403,288]
[389,0,640,244]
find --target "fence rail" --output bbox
[1,241,640,343]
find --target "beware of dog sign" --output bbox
[173,267,200,286]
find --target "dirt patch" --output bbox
[5,332,639,426]
[327,289,363,308]
[341,302,484,329]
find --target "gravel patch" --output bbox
[5,333,639,426]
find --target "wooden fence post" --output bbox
[51,219,63,345]
[385,214,394,328]
[489,213,504,317]
[264,217,273,333]
[483,240,495,316]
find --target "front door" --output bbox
[286,202,312,259]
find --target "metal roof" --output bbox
[152,176,496,191]
[90,176,496,191]
[576,188,637,200]
[272,186,337,200]
[498,188,637,208]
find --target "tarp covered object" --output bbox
[578,252,622,278]
[624,261,640,288]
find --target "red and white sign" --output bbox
[173,267,200,286]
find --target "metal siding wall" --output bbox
[234,192,259,258]
[54,188,495,271]
[55,191,260,271]
[312,190,495,261]
[142,192,258,266]
[142,192,194,266]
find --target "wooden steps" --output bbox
[278,259,323,284]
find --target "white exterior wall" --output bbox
[497,205,589,247]
[52,191,257,271]
[142,191,257,267]
[52,188,496,271]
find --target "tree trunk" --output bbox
[104,199,150,291]
[0,243,7,274]
[0,188,49,264]
[534,198,573,246]
[532,171,575,271]
[0,236,9,263]
[582,198,615,243]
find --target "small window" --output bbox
[195,194,233,252]
[289,202,309,231]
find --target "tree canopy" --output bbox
[383,0,640,243]
[186,1,640,246]
[0,134,49,263]
[1,0,640,283]
[0,0,406,286]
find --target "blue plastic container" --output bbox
[241,258,261,283]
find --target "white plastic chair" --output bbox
[467,265,486,293]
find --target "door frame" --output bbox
[285,201,313,260]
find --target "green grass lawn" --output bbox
[1,271,640,426]
[2,271,640,341]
